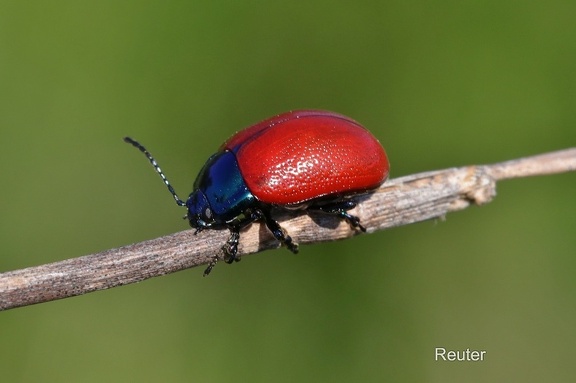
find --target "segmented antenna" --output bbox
[124,137,186,207]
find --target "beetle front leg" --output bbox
[204,228,241,276]
[203,256,218,276]
[222,228,242,264]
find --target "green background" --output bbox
[1,1,575,382]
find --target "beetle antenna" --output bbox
[124,137,186,207]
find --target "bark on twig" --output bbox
[1,148,575,311]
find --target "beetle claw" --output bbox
[344,213,367,232]
[280,230,299,254]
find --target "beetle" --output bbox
[125,110,389,275]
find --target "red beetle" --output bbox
[125,110,389,274]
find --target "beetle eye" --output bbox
[204,207,213,220]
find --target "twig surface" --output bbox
[1,148,575,311]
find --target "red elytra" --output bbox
[224,110,389,205]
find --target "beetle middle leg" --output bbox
[261,209,299,254]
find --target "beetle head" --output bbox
[186,190,215,230]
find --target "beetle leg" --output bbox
[222,228,241,264]
[309,201,367,232]
[261,209,299,254]
[204,227,243,275]
[203,255,219,276]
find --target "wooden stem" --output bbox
[1,148,575,311]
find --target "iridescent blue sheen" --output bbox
[186,150,255,227]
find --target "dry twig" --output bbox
[1,148,575,311]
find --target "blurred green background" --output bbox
[1,1,575,382]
